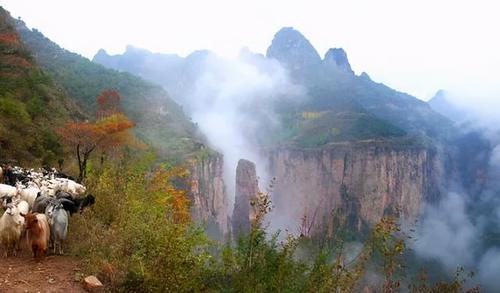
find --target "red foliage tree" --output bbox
[56,90,135,181]
[96,89,121,119]
[56,114,135,181]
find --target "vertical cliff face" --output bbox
[267,144,441,237]
[188,154,230,239]
[232,159,259,237]
[188,144,442,240]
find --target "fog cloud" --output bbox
[413,189,500,290]
[439,89,500,128]
[412,107,500,290]
[187,50,304,209]
[413,192,478,269]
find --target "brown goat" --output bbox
[22,212,50,259]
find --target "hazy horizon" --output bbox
[3,0,499,102]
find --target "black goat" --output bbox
[55,191,96,214]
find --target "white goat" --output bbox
[0,184,17,198]
[16,182,40,209]
[54,179,86,198]
[14,199,29,217]
[0,201,28,256]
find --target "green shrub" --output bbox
[68,154,211,292]
[0,95,30,123]
[67,154,479,292]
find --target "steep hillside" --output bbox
[93,47,212,110]
[94,47,408,147]
[267,27,453,140]
[0,8,79,164]
[93,46,184,100]
[94,27,454,147]
[0,7,225,239]
[12,16,202,160]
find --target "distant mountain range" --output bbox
[94,27,453,147]
[1,2,455,162]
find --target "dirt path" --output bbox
[0,241,87,293]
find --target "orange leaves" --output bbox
[97,113,135,133]
[55,89,134,155]
[96,89,121,119]
[96,114,136,150]
[149,167,191,224]
[55,114,135,154]
[55,122,102,151]
[0,32,19,45]
[55,90,138,180]
[0,55,31,68]
[170,184,191,224]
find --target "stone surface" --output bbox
[189,154,230,239]
[82,275,103,292]
[266,144,441,237]
[232,159,259,236]
[189,144,443,240]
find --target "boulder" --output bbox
[82,275,103,292]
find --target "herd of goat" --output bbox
[0,165,95,259]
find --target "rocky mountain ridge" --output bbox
[91,26,456,238]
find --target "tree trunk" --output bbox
[81,152,90,183]
[81,158,87,182]
[77,144,84,182]
[100,152,106,168]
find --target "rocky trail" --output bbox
[0,240,87,293]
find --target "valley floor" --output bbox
[0,240,85,293]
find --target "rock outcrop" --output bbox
[82,275,103,292]
[266,27,322,70]
[267,144,441,238]
[324,48,354,74]
[232,159,259,237]
[189,154,230,239]
[189,144,443,240]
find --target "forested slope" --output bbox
[13,14,202,160]
[0,8,80,164]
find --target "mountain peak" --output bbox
[266,27,321,69]
[95,48,108,57]
[93,48,112,66]
[428,90,450,107]
[324,48,353,74]
[431,89,446,100]
[124,45,151,55]
[428,90,464,122]
[359,72,371,81]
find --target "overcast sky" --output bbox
[2,0,499,101]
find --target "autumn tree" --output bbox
[56,90,135,181]
[149,166,191,224]
[96,89,121,119]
